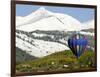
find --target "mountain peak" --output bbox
[38,7,46,11]
[34,7,52,15]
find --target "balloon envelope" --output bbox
[68,33,88,58]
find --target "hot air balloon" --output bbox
[68,32,88,58]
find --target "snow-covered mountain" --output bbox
[16,7,94,59]
[16,7,82,32]
[80,19,94,36]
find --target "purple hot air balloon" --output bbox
[68,33,88,58]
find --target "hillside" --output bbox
[16,50,96,73]
[16,47,37,63]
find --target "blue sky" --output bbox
[16,4,95,23]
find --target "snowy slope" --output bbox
[81,19,94,29]
[79,31,94,36]
[16,38,69,57]
[16,31,69,57]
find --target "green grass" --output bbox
[16,50,96,73]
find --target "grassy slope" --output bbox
[16,47,37,63]
[16,50,96,73]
